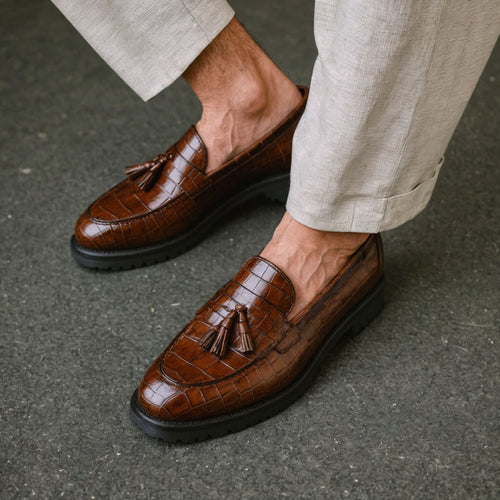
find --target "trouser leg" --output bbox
[51,0,234,101]
[287,0,499,232]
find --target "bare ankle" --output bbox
[183,18,301,172]
[261,213,370,319]
[196,75,299,171]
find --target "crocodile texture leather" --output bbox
[74,86,308,251]
[136,233,384,422]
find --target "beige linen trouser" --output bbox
[52,0,499,233]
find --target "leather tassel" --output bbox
[199,328,217,351]
[199,305,254,358]
[125,152,173,191]
[233,305,254,354]
[136,161,163,191]
[209,310,237,358]
[125,162,151,181]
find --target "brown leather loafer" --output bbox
[129,234,385,442]
[71,86,308,269]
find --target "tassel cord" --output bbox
[200,304,255,358]
[125,152,173,191]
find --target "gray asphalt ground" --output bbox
[1,1,499,498]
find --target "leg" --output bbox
[288,0,499,232]
[264,0,499,318]
[53,1,301,172]
[61,7,307,268]
[132,0,499,440]
[51,0,235,101]
[55,0,499,441]
[54,0,308,269]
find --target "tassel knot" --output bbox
[125,152,173,191]
[199,304,255,358]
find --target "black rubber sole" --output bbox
[71,172,290,270]
[129,275,385,443]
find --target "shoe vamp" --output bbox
[160,256,295,385]
[89,160,207,221]
[159,301,289,386]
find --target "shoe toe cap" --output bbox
[136,358,197,421]
[74,180,147,251]
[74,210,118,251]
[73,179,175,251]
[136,353,243,422]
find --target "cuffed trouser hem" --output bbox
[52,0,235,101]
[287,157,444,233]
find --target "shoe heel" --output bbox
[259,174,290,203]
[349,275,385,337]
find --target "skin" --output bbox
[183,18,302,173]
[260,213,368,319]
[183,18,369,319]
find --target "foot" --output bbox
[183,18,302,173]
[72,17,307,270]
[260,212,370,319]
[72,90,307,269]
[130,234,384,442]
